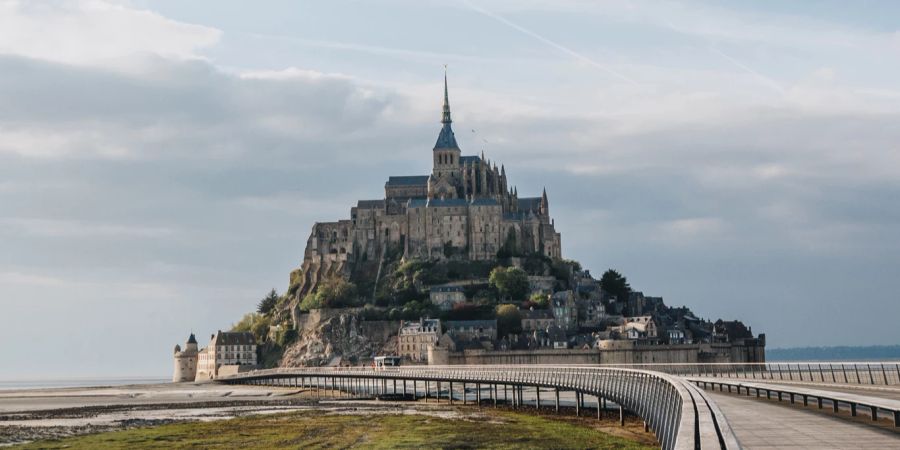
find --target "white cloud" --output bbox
[0,217,177,238]
[655,217,727,244]
[0,0,221,66]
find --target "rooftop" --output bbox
[386,175,429,187]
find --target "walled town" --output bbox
[175,75,764,381]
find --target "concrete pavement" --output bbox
[705,390,900,448]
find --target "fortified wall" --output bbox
[429,339,765,366]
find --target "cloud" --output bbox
[0,217,177,238]
[2,0,900,376]
[0,55,396,161]
[0,0,221,66]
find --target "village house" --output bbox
[551,290,578,332]
[429,284,467,310]
[444,319,498,341]
[398,318,442,362]
[521,308,555,332]
[527,275,556,295]
[195,331,258,381]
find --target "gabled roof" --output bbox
[386,175,429,187]
[445,320,497,329]
[471,198,499,206]
[408,198,471,208]
[356,199,385,209]
[518,197,542,211]
[431,285,465,293]
[211,331,255,346]
[459,155,481,165]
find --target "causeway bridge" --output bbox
[220,362,900,449]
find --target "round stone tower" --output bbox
[172,333,199,382]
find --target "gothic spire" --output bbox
[433,67,459,150]
[441,66,452,125]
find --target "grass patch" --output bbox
[14,409,655,449]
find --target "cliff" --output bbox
[280,308,399,367]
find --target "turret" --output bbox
[172,332,199,383]
[540,187,549,217]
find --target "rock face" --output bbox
[281,308,398,367]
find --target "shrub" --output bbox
[496,303,523,336]
[489,266,529,301]
[299,276,360,311]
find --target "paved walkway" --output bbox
[698,377,900,401]
[706,390,900,449]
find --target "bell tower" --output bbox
[433,68,461,181]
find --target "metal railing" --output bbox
[598,362,900,386]
[219,365,739,450]
[691,378,900,428]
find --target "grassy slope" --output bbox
[15,409,655,450]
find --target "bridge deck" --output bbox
[704,379,900,402]
[706,390,900,449]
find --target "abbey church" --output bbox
[291,74,562,298]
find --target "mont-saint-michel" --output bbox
[169,75,764,384]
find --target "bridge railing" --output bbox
[597,362,900,386]
[219,364,738,450]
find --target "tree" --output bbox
[231,313,261,333]
[495,304,523,336]
[489,266,529,300]
[250,314,272,343]
[529,293,550,309]
[257,288,280,315]
[600,269,631,303]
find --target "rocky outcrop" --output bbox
[280,308,398,367]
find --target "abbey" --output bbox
[292,74,561,298]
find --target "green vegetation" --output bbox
[489,266,529,301]
[257,288,280,315]
[528,292,550,309]
[300,276,360,311]
[600,269,631,303]
[496,303,523,336]
[16,409,654,450]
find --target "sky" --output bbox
[1,0,899,378]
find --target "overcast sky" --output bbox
[1,0,899,379]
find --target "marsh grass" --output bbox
[14,408,656,449]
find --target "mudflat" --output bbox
[0,383,656,448]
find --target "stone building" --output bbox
[429,284,466,310]
[521,308,555,332]
[172,333,198,382]
[551,291,578,332]
[398,318,441,362]
[444,320,498,341]
[196,331,258,380]
[291,73,562,302]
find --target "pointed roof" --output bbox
[442,68,451,125]
[187,333,197,344]
[434,68,460,150]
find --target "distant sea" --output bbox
[767,345,900,362]
[0,377,168,391]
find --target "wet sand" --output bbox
[0,382,520,447]
[0,382,310,446]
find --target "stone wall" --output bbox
[429,341,766,366]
